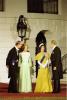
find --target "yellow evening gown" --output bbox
[34,52,53,92]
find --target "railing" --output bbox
[62,54,67,74]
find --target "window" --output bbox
[27,0,58,14]
[27,0,43,13]
[0,0,4,11]
[43,0,58,14]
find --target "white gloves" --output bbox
[38,60,49,68]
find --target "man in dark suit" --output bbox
[6,41,23,93]
[35,30,47,77]
[50,40,63,93]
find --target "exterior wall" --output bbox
[0,0,66,83]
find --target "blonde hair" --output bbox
[51,40,57,45]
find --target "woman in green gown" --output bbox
[18,44,32,92]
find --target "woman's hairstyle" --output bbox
[39,43,44,48]
[20,44,29,52]
[20,44,25,51]
[38,43,45,52]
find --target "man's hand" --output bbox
[16,60,18,62]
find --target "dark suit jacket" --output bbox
[51,46,63,79]
[6,47,19,78]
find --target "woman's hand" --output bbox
[45,52,50,59]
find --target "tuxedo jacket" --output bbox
[6,47,19,78]
[51,46,63,79]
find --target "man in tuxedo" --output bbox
[6,41,23,93]
[50,40,63,93]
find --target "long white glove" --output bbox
[38,60,48,68]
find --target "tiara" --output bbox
[39,43,44,47]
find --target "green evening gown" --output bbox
[18,52,32,92]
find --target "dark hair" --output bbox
[38,44,45,52]
[15,41,21,46]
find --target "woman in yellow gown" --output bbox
[34,43,53,92]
